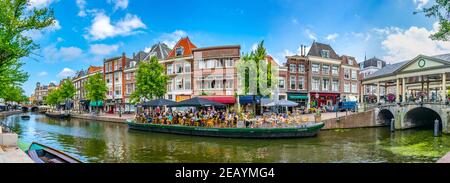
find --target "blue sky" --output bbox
[22,0,446,96]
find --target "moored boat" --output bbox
[127,120,325,139]
[21,115,30,120]
[25,142,82,163]
[45,112,70,119]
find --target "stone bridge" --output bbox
[374,102,450,134]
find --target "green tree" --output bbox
[130,56,169,104]
[0,0,55,92]
[85,73,108,113]
[59,79,76,101]
[1,85,25,104]
[236,41,277,115]
[415,0,450,41]
[45,89,61,110]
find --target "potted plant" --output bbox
[314,108,321,123]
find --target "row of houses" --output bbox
[35,37,389,114]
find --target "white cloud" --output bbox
[76,0,87,17]
[89,44,119,55]
[381,22,450,62]
[85,12,146,40]
[56,37,64,42]
[156,30,187,48]
[43,45,84,62]
[251,43,258,52]
[413,0,429,9]
[38,71,48,77]
[57,68,76,78]
[305,29,317,40]
[29,0,58,9]
[108,0,129,11]
[325,33,339,41]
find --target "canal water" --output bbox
[1,113,449,163]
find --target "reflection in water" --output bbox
[2,113,450,163]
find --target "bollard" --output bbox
[434,119,440,137]
[390,118,395,132]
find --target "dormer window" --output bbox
[348,59,353,65]
[321,50,330,58]
[176,46,184,56]
[377,61,382,68]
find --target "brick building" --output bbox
[73,66,103,112]
[191,45,240,104]
[103,53,129,113]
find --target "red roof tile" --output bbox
[167,37,197,59]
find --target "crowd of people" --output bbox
[135,106,316,128]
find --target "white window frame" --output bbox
[290,76,296,90]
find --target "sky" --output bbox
[21,0,448,96]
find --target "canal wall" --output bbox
[70,113,127,123]
[322,110,382,130]
[0,110,22,118]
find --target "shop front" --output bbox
[287,93,308,107]
[309,92,340,108]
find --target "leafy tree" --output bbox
[415,0,450,41]
[1,85,25,103]
[130,56,169,104]
[59,79,76,100]
[85,73,108,112]
[236,41,278,114]
[45,89,61,110]
[0,0,55,92]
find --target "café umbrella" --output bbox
[142,99,176,107]
[168,97,226,107]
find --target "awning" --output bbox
[238,95,262,104]
[288,95,308,100]
[199,96,236,104]
[89,100,104,107]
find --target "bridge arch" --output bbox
[377,109,394,125]
[404,107,442,130]
[31,106,38,112]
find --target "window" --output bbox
[332,79,339,92]
[196,81,203,90]
[312,78,320,91]
[226,59,234,67]
[298,77,305,90]
[198,61,205,69]
[322,78,329,91]
[312,64,320,74]
[298,65,305,73]
[176,47,184,56]
[289,64,297,73]
[348,59,353,65]
[290,76,296,90]
[176,78,183,90]
[114,72,120,82]
[321,50,330,58]
[207,60,215,68]
[322,65,329,75]
[377,61,382,68]
[114,60,119,70]
[167,81,173,92]
[184,77,191,90]
[225,80,233,89]
[185,63,191,73]
[108,62,112,72]
[344,68,350,79]
[332,66,339,75]
[279,78,285,89]
[126,73,131,80]
[167,64,173,74]
[344,83,350,93]
[216,59,224,68]
[351,70,357,80]
[351,83,357,93]
[176,64,183,73]
[115,86,121,96]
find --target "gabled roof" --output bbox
[87,66,103,74]
[360,57,386,68]
[307,41,340,60]
[340,55,358,67]
[144,42,172,61]
[364,53,450,80]
[133,51,149,62]
[167,37,197,59]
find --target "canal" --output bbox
[1,113,450,163]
